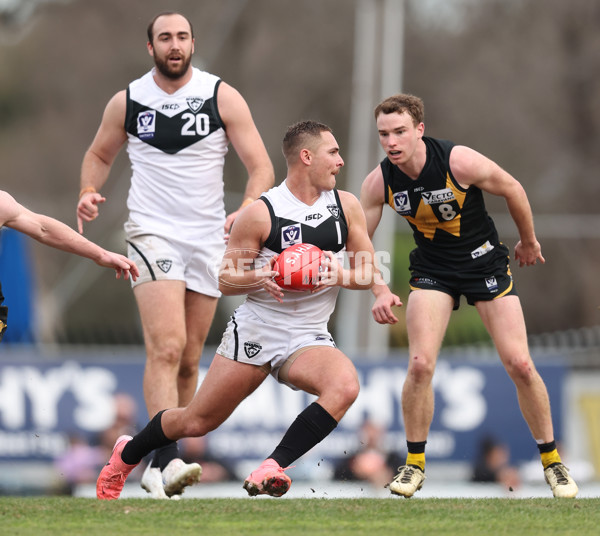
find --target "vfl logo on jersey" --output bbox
[327,205,340,219]
[244,341,262,358]
[186,97,204,112]
[281,225,302,247]
[471,241,495,259]
[156,259,172,273]
[393,191,412,214]
[485,276,499,292]
[137,110,156,139]
[422,188,455,205]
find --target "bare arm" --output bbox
[217,83,275,235]
[218,200,282,301]
[359,170,403,323]
[450,145,544,267]
[77,91,128,233]
[2,191,138,280]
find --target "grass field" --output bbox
[1,497,599,536]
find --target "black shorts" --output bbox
[409,250,517,310]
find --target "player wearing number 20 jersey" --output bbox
[380,136,514,308]
[124,67,229,243]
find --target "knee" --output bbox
[148,335,186,366]
[505,356,537,385]
[334,374,360,410]
[407,354,436,384]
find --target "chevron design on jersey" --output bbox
[403,173,467,240]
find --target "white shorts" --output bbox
[216,304,337,389]
[125,227,225,297]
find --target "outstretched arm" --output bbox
[449,145,544,267]
[359,169,403,324]
[2,191,138,280]
[217,83,275,236]
[77,91,128,233]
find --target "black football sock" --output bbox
[156,442,180,471]
[267,402,338,468]
[121,410,175,466]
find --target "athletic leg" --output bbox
[178,290,218,406]
[476,295,577,498]
[390,289,453,498]
[244,347,359,497]
[476,295,553,441]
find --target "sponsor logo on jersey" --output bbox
[471,240,495,259]
[161,103,180,110]
[137,110,156,139]
[281,225,302,247]
[156,259,172,273]
[305,213,323,221]
[393,190,412,214]
[422,188,455,205]
[186,97,204,112]
[244,341,262,358]
[327,205,340,219]
[485,276,499,292]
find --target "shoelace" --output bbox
[400,467,416,484]
[550,465,569,485]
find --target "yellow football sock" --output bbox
[406,452,426,471]
[541,449,562,469]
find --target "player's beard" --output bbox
[154,53,192,80]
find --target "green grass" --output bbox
[1,497,599,535]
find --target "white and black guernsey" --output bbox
[245,180,348,328]
[123,67,229,242]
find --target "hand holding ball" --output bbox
[273,243,324,291]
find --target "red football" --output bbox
[273,243,324,291]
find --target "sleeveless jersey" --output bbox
[124,68,229,242]
[381,136,507,270]
[245,181,348,327]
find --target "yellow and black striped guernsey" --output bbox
[380,136,509,274]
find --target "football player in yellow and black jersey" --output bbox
[360,93,577,499]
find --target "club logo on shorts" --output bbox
[485,276,499,292]
[137,110,156,139]
[327,204,340,219]
[156,259,173,273]
[186,97,204,112]
[244,341,262,358]
[393,191,412,215]
[281,225,302,247]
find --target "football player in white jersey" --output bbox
[0,190,138,341]
[95,121,378,500]
[76,12,274,498]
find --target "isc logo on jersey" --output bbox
[137,110,156,139]
[422,188,455,205]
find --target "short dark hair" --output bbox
[374,94,424,125]
[147,12,194,45]
[282,120,333,162]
